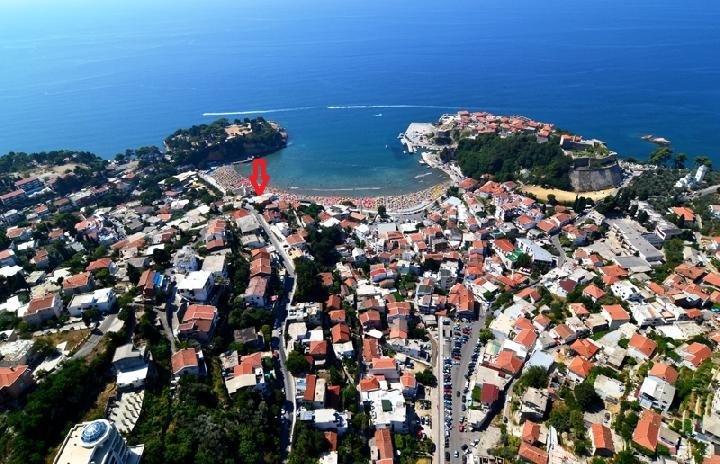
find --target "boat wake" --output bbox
[327,104,459,110]
[202,106,315,116]
[203,104,461,116]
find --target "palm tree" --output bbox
[695,156,712,169]
[649,147,672,167]
[673,152,687,170]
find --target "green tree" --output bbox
[649,147,672,167]
[377,204,388,219]
[574,382,601,409]
[673,152,687,170]
[518,366,549,390]
[695,156,712,168]
[549,403,571,432]
[416,368,437,387]
[286,350,310,375]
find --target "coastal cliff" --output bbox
[164,117,287,167]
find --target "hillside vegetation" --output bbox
[165,117,287,167]
[457,133,572,190]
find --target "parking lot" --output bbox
[440,313,486,463]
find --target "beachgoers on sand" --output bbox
[210,165,448,213]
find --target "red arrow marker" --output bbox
[248,158,270,196]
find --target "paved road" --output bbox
[71,314,118,360]
[550,235,567,267]
[249,206,298,459]
[683,183,720,200]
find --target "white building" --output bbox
[68,288,117,317]
[173,245,199,274]
[177,270,214,302]
[639,376,676,412]
[611,281,643,302]
[53,419,143,464]
[366,388,407,432]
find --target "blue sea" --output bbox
[1,0,719,195]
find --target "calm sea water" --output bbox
[1,0,719,194]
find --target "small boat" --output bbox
[374,113,383,117]
[240,156,255,164]
[641,134,671,145]
[651,137,671,145]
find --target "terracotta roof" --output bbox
[303,374,317,402]
[480,383,500,405]
[0,365,30,389]
[628,333,657,358]
[331,323,351,343]
[649,363,678,384]
[583,284,605,300]
[324,430,338,452]
[359,375,380,392]
[62,272,91,290]
[493,349,523,375]
[86,257,113,272]
[183,304,217,323]
[400,372,417,389]
[570,339,600,359]
[685,342,712,367]
[308,340,328,358]
[602,304,630,321]
[26,294,57,315]
[328,309,346,323]
[374,427,394,463]
[633,409,661,451]
[591,423,614,453]
[362,338,379,363]
[568,303,589,317]
[171,348,199,375]
[494,239,515,254]
[519,442,548,464]
[522,420,540,444]
[514,329,538,351]
[372,357,397,370]
[567,356,593,379]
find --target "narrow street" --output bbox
[71,314,119,360]
[550,235,567,266]
[249,206,298,458]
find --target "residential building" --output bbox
[23,293,63,325]
[52,419,143,464]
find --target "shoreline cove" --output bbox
[210,165,451,213]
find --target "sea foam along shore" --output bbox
[210,165,450,213]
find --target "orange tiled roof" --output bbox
[633,409,661,451]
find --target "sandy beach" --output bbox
[210,165,450,213]
[520,184,617,203]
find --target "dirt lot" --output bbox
[521,185,617,203]
[36,328,91,354]
[24,162,79,179]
